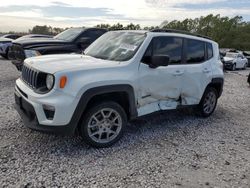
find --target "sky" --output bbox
[0,0,250,32]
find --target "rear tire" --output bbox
[197,87,218,117]
[79,101,127,148]
[231,64,236,71]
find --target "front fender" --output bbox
[66,84,138,134]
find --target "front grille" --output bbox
[8,44,25,62]
[21,65,39,89]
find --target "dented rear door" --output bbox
[180,39,213,105]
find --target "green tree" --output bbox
[161,14,250,50]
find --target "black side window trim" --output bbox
[206,42,213,60]
[141,36,185,65]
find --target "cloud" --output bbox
[0,0,249,32]
[0,5,121,18]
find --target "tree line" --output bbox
[1,14,250,50]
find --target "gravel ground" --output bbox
[0,57,250,188]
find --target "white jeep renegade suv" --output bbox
[15,29,224,147]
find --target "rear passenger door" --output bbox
[180,39,213,105]
[138,36,186,115]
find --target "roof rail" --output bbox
[150,29,212,40]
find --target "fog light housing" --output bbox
[43,104,55,120]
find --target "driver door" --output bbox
[137,36,185,116]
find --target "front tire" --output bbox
[197,87,218,117]
[79,101,127,148]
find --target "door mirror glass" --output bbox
[149,55,169,68]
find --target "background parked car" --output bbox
[15,34,53,41]
[243,51,250,67]
[0,34,21,59]
[8,27,107,71]
[223,52,248,70]
[220,52,226,71]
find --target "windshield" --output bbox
[54,28,83,41]
[226,53,237,58]
[85,31,146,61]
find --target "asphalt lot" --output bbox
[0,57,250,188]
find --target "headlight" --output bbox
[46,74,54,90]
[24,50,41,58]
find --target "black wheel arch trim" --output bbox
[68,84,138,134]
[209,77,224,98]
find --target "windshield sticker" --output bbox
[119,44,137,51]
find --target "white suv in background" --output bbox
[14,30,224,147]
[224,52,248,70]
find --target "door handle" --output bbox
[203,68,211,73]
[173,70,184,76]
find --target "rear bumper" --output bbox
[0,43,10,54]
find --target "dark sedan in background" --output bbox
[0,34,21,59]
[0,34,53,59]
[8,27,107,70]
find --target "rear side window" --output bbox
[6,35,19,40]
[186,39,205,64]
[151,37,183,65]
[207,42,213,59]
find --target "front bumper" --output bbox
[15,90,76,135]
[0,43,9,54]
[14,79,79,135]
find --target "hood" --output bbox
[223,57,234,62]
[13,37,69,49]
[0,37,13,43]
[25,54,121,74]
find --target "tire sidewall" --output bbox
[199,87,218,117]
[80,101,127,148]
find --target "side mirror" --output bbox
[78,37,91,44]
[149,55,170,68]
